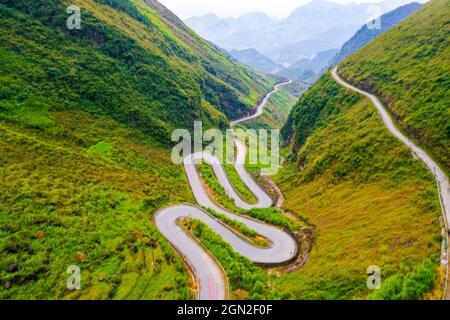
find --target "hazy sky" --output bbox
[158,0,395,19]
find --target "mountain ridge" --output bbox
[0,0,289,300]
[229,48,283,73]
[185,0,428,64]
[332,2,422,65]
[277,48,339,82]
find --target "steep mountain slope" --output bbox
[0,0,277,142]
[185,0,425,64]
[332,2,422,64]
[237,81,308,130]
[339,0,449,173]
[276,1,447,299]
[279,2,423,83]
[0,0,280,299]
[0,112,194,299]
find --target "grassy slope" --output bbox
[0,0,277,143]
[0,0,280,299]
[277,74,442,299]
[198,164,257,209]
[0,113,193,299]
[339,0,450,173]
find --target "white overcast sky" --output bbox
[158,0,396,19]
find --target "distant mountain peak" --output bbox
[185,0,426,66]
[332,1,422,64]
[199,13,219,20]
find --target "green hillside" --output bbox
[0,0,282,299]
[338,0,450,173]
[0,0,277,143]
[278,1,448,299]
[240,81,307,130]
[278,74,442,299]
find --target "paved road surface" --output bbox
[332,67,449,228]
[155,81,297,300]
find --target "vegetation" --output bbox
[339,0,450,173]
[95,0,153,26]
[369,259,437,300]
[332,2,422,64]
[1,0,445,301]
[246,208,297,230]
[0,0,278,145]
[0,115,194,299]
[197,163,299,231]
[197,163,257,212]
[277,74,442,299]
[223,165,258,204]
[282,75,360,153]
[197,164,246,212]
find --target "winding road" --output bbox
[332,67,450,298]
[155,81,297,300]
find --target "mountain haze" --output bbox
[277,48,339,82]
[0,0,280,144]
[0,0,447,302]
[282,2,424,84]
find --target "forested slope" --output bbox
[0,0,279,299]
